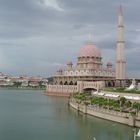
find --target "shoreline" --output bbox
[69,98,140,128]
[0,87,45,90]
[44,92,71,97]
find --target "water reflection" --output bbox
[49,95,134,140]
[0,90,134,140]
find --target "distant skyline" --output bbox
[0,0,139,78]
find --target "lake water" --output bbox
[0,90,135,140]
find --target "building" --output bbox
[54,37,115,86]
[46,4,128,96]
[53,4,127,88]
[0,72,48,88]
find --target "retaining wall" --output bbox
[69,100,140,127]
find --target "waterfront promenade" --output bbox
[69,98,140,127]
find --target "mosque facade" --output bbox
[53,4,126,87]
[54,39,115,86]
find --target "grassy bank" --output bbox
[73,92,140,116]
[103,87,140,94]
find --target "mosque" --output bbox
[46,4,127,96]
[53,4,125,87]
[54,37,115,86]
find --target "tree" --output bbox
[13,82,22,87]
[120,97,127,107]
[124,101,132,108]
[133,102,140,111]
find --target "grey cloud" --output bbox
[0,0,139,77]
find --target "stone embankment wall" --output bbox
[46,84,78,93]
[45,81,104,97]
[45,85,77,97]
[69,99,140,127]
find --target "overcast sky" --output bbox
[0,0,139,78]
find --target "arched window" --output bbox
[69,81,73,85]
[64,81,68,85]
[60,81,63,85]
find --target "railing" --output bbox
[87,105,129,118]
[69,99,129,118]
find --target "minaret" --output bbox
[116,4,126,80]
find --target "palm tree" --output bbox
[133,102,140,115]
[124,101,132,108]
[120,97,127,107]
[119,97,127,112]
[13,82,22,88]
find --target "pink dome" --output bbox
[79,44,101,58]
[67,61,73,65]
[107,62,112,66]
